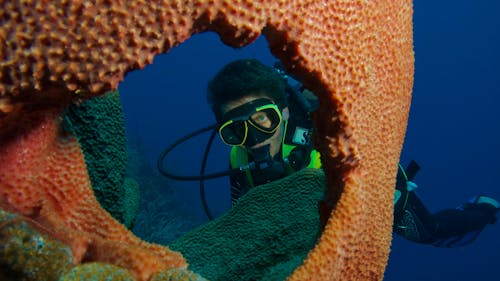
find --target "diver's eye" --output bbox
[251,111,272,128]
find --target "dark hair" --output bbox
[207,59,287,122]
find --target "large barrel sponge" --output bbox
[170,168,326,281]
[0,0,414,279]
[63,91,139,228]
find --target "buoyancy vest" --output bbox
[229,121,321,188]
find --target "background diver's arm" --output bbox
[393,169,498,247]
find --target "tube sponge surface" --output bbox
[170,169,326,281]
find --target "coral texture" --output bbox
[0,208,74,280]
[0,0,414,280]
[64,91,139,228]
[60,263,136,281]
[0,111,186,280]
[170,169,326,281]
[150,268,208,281]
[0,206,202,281]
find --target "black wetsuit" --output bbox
[393,167,498,247]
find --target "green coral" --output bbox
[0,209,208,281]
[64,91,139,228]
[170,168,326,281]
[0,209,74,280]
[59,263,135,281]
[122,177,140,227]
[60,264,208,281]
[151,268,208,281]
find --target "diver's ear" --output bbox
[282,107,290,121]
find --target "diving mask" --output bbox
[218,98,282,146]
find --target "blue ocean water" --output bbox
[119,1,500,280]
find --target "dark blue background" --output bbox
[119,1,500,280]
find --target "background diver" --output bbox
[159,58,499,248]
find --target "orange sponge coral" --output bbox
[0,109,186,280]
[0,0,414,280]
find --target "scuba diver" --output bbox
[158,58,499,247]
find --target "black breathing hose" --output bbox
[199,128,217,220]
[157,124,239,181]
[157,124,242,220]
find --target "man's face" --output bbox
[221,94,289,157]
